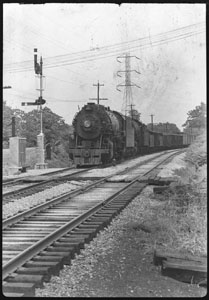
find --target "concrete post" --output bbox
[8,136,26,175]
[35,133,48,169]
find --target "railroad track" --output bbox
[3,168,95,204]
[2,150,183,297]
[2,150,175,204]
[3,167,74,187]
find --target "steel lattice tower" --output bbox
[116,53,141,116]
[122,52,133,115]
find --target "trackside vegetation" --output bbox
[151,129,206,256]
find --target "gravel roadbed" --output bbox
[36,153,206,298]
[3,180,92,220]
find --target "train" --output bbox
[69,102,193,167]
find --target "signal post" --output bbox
[34,49,47,169]
[22,48,47,169]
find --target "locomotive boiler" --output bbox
[69,102,142,166]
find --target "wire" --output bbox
[4,90,88,103]
[4,30,204,75]
[5,15,71,53]
[46,74,84,85]
[4,22,205,72]
[3,38,33,55]
[5,28,204,74]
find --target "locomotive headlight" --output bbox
[83,120,91,128]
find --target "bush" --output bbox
[46,150,72,168]
[184,129,207,170]
[152,130,207,255]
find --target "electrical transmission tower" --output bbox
[116,53,140,116]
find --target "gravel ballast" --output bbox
[3,180,92,219]
[35,153,206,298]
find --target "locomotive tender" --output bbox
[69,102,187,167]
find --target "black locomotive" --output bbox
[69,102,191,167]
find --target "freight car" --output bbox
[69,102,188,167]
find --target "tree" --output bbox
[182,102,206,132]
[128,109,141,121]
[3,102,73,166]
[3,101,14,145]
[42,107,71,153]
[12,108,33,142]
[147,122,181,133]
[3,103,72,150]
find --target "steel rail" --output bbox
[2,150,183,279]
[2,168,92,198]
[3,149,182,229]
[3,171,143,279]
[2,173,111,229]
[3,167,74,186]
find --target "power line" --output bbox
[28,8,75,51]
[5,15,71,53]
[4,29,204,75]
[46,74,84,85]
[3,38,33,55]
[3,90,87,103]
[4,26,204,73]
[4,22,205,72]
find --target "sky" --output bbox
[3,3,206,130]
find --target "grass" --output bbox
[46,152,72,168]
[145,130,207,256]
[152,187,207,256]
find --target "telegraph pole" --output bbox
[6,115,16,137]
[94,81,103,104]
[11,116,16,137]
[150,114,154,131]
[127,103,135,119]
[89,81,108,104]
[130,104,134,119]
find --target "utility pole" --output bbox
[150,114,154,131]
[116,53,140,116]
[128,104,141,121]
[89,81,108,104]
[11,116,16,137]
[6,115,16,137]
[130,104,134,119]
[127,103,135,119]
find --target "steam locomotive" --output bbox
[69,102,190,167]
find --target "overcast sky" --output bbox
[3,3,206,130]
